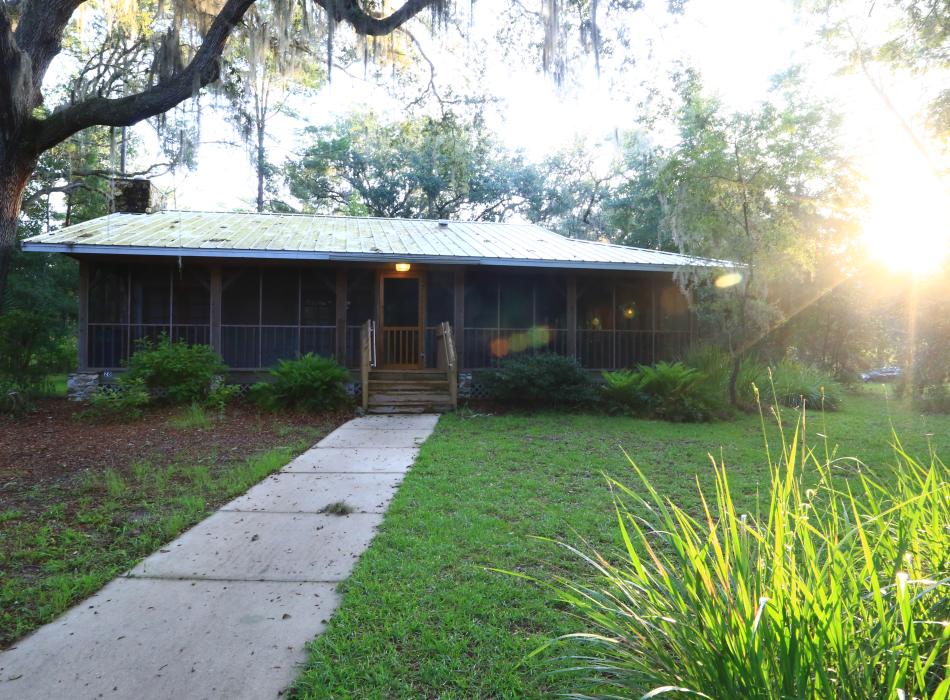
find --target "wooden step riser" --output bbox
[369,394,452,403]
[369,384,449,393]
[369,371,448,382]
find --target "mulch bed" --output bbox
[0,399,353,514]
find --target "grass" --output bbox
[0,437,323,648]
[291,389,950,699]
[167,403,212,429]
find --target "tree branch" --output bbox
[27,0,441,157]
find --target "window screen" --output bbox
[577,278,613,330]
[534,276,566,329]
[301,270,336,325]
[89,263,128,323]
[222,269,260,325]
[261,269,299,325]
[499,276,533,328]
[347,269,374,323]
[464,272,498,328]
[131,266,170,324]
[173,267,210,324]
[425,271,454,327]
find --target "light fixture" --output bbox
[394,263,411,272]
[622,304,636,319]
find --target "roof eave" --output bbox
[21,242,720,271]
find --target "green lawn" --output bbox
[292,388,950,699]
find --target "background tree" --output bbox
[285,111,536,219]
[220,0,326,211]
[0,0,659,307]
[650,72,855,404]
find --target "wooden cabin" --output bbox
[23,206,724,411]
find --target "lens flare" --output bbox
[714,272,743,288]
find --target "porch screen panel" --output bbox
[534,276,567,355]
[463,271,498,368]
[577,278,614,369]
[345,269,374,368]
[261,269,300,367]
[497,276,533,360]
[130,265,171,350]
[656,284,690,360]
[172,268,210,346]
[88,262,129,368]
[221,268,260,368]
[424,272,455,368]
[301,270,336,360]
[614,282,652,367]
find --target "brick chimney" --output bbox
[111,178,165,214]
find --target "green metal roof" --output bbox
[22,210,728,271]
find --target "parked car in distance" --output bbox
[861,366,903,383]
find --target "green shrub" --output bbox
[204,382,241,413]
[739,359,843,411]
[601,369,650,416]
[249,353,350,412]
[82,379,150,421]
[916,383,950,414]
[0,310,73,412]
[480,353,598,408]
[602,361,725,422]
[683,347,843,412]
[521,421,950,698]
[124,338,227,405]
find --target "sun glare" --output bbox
[861,147,950,275]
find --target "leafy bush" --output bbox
[916,383,950,414]
[204,382,241,413]
[768,359,843,410]
[249,354,350,412]
[602,361,725,422]
[682,346,843,412]
[480,353,598,408]
[124,338,227,405]
[82,379,150,421]
[523,421,950,698]
[0,310,73,412]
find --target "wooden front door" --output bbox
[379,273,424,368]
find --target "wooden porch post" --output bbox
[651,277,659,363]
[566,273,577,358]
[335,269,347,364]
[453,268,465,368]
[77,259,89,371]
[210,266,222,355]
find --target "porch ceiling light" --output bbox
[395,262,411,272]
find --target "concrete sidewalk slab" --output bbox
[0,577,337,700]
[344,414,440,431]
[222,472,403,514]
[283,447,419,473]
[130,511,383,582]
[317,428,429,449]
[0,413,440,700]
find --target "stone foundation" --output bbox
[67,372,100,401]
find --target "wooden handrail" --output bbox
[360,319,375,411]
[436,321,458,409]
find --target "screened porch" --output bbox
[80,259,695,373]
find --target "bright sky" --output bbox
[133,0,949,275]
[153,0,817,210]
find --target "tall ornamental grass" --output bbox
[520,402,949,698]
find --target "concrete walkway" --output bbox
[0,414,439,700]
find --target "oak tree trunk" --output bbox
[0,158,33,308]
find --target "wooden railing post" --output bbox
[210,266,222,356]
[437,321,458,409]
[77,259,89,371]
[360,320,370,411]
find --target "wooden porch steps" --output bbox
[365,369,455,414]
